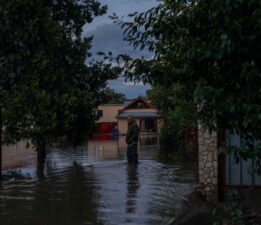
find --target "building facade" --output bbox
[94,97,163,138]
[117,97,163,135]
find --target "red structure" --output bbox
[92,122,118,141]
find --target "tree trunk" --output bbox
[36,142,46,179]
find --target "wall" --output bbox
[118,118,163,135]
[198,124,218,201]
[118,118,128,135]
[97,105,124,123]
[119,118,141,135]
[2,141,36,169]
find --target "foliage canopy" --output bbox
[0,0,117,150]
[114,0,261,146]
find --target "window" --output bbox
[145,119,155,130]
[140,119,157,132]
[95,110,103,117]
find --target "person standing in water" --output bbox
[125,115,139,163]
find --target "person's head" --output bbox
[127,115,134,124]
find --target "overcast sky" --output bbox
[83,0,159,99]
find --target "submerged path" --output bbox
[0,139,198,225]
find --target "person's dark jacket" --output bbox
[125,121,139,145]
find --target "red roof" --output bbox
[119,97,157,112]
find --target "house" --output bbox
[117,97,163,135]
[93,104,124,140]
[94,97,163,139]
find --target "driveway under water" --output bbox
[0,136,198,225]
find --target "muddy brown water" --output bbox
[0,137,198,225]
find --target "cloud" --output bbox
[108,78,151,99]
[86,23,152,59]
[82,0,158,98]
[82,0,159,58]
[83,0,159,31]
[123,81,146,86]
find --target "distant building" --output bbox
[117,97,163,135]
[94,97,163,139]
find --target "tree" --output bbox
[102,87,126,104]
[113,0,261,159]
[146,84,197,155]
[0,0,118,178]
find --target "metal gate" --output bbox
[225,131,261,186]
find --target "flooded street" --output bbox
[0,136,198,225]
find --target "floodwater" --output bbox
[0,136,198,225]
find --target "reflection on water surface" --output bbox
[0,136,198,225]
